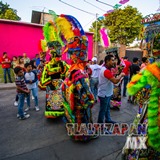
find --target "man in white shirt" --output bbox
[89,57,101,102]
[98,55,125,124]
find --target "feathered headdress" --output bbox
[56,14,88,62]
[38,39,48,52]
[43,20,65,57]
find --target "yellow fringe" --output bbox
[56,17,74,41]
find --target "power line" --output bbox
[59,0,96,16]
[96,0,114,8]
[157,0,160,11]
[84,16,97,28]
[84,0,106,12]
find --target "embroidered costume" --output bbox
[122,62,160,159]
[39,20,69,118]
[54,14,95,141]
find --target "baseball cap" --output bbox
[92,57,97,62]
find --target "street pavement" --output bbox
[0,86,138,160]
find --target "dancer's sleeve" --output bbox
[127,70,148,96]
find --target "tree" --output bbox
[0,1,21,20]
[89,6,143,46]
[89,20,102,42]
[153,34,160,50]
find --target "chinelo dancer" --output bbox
[122,61,160,159]
[39,17,69,118]
[54,14,97,141]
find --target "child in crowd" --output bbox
[11,56,18,70]
[14,56,25,106]
[30,59,38,100]
[37,60,45,80]
[14,67,30,120]
[24,62,40,111]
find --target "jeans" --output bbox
[97,96,111,123]
[3,68,12,82]
[123,75,129,96]
[90,77,98,100]
[27,87,38,107]
[18,93,26,118]
[15,94,19,102]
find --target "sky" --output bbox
[2,0,160,31]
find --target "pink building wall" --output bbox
[0,19,93,61]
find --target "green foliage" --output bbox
[0,1,21,20]
[89,5,143,45]
[89,20,102,42]
[153,34,160,49]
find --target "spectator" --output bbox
[140,57,149,70]
[16,56,25,71]
[23,53,30,64]
[110,54,125,109]
[37,60,45,80]
[14,67,30,120]
[88,59,92,65]
[128,57,140,103]
[14,56,25,106]
[30,59,38,100]
[34,54,40,67]
[130,57,140,79]
[122,56,131,97]
[11,56,17,69]
[11,56,18,106]
[30,59,38,73]
[1,52,12,83]
[99,60,104,66]
[97,55,125,124]
[24,62,39,112]
[89,57,101,102]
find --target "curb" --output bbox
[0,83,16,90]
[0,86,16,90]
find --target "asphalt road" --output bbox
[0,88,138,160]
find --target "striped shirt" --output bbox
[15,76,28,93]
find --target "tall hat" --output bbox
[43,20,64,57]
[56,14,88,63]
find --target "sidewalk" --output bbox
[0,82,16,90]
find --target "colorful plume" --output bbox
[56,16,75,41]
[40,39,48,52]
[43,21,64,46]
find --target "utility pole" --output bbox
[42,7,45,24]
[94,13,98,56]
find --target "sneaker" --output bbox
[32,96,35,100]
[19,114,30,120]
[14,101,18,106]
[17,112,27,118]
[35,106,40,111]
[24,107,30,112]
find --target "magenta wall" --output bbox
[0,20,93,61]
